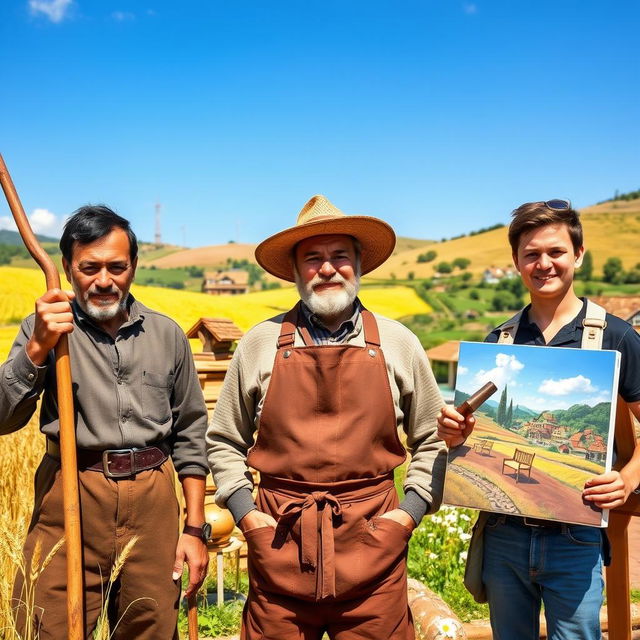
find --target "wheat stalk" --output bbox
[93,535,141,640]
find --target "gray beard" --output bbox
[74,284,127,322]
[295,271,360,319]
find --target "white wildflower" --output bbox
[435,617,459,638]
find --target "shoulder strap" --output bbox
[496,309,524,345]
[277,304,299,349]
[581,299,607,350]
[361,309,381,347]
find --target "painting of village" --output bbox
[443,342,621,527]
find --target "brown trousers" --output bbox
[13,455,181,640]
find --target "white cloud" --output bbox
[474,352,524,389]
[457,366,468,375]
[0,208,65,237]
[112,11,135,21]
[518,394,578,412]
[0,216,17,232]
[29,0,73,23]
[538,375,597,397]
[463,3,478,14]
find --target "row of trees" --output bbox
[496,386,514,429]
[577,251,640,284]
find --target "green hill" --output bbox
[0,229,59,245]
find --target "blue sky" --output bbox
[1,1,638,246]
[456,342,619,412]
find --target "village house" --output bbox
[202,269,250,295]
[482,265,517,285]
[590,296,640,332]
[568,429,607,463]
[522,412,560,443]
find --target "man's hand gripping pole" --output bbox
[0,154,84,640]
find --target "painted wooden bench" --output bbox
[501,448,535,483]
[472,439,494,456]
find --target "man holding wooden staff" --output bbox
[438,199,640,640]
[207,195,447,639]
[0,205,210,639]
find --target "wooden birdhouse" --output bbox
[186,317,244,359]
[187,318,244,418]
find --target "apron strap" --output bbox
[278,303,380,348]
[297,306,315,347]
[277,304,299,349]
[276,491,343,600]
[361,309,381,347]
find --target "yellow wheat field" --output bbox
[0,266,431,339]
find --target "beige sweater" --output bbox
[206,310,447,512]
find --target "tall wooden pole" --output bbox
[0,155,84,639]
[607,396,639,640]
[187,594,199,640]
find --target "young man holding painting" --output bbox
[438,199,640,640]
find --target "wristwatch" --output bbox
[183,523,212,543]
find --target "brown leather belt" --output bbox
[46,439,169,478]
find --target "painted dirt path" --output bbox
[449,463,519,513]
[450,444,602,525]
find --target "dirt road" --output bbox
[450,444,602,525]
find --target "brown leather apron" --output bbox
[242,303,415,639]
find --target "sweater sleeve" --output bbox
[206,332,261,507]
[401,330,448,515]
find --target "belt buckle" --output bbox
[523,517,545,528]
[102,448,136,478]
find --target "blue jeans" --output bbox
[482,515,604,640]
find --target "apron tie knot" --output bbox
[276,490,343,600]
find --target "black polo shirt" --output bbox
[485,298,640,404]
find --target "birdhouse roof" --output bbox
[186,317,244,342]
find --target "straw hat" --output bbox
[255,195,396,282]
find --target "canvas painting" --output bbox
[443,341,621,527]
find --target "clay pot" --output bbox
[204,485,235,550]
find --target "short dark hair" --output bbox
[60,205,138,262]
[508,202,583,254]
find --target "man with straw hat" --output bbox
[207,195,447,639]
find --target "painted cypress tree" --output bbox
[497,386,507,425]
[506,399,513,428]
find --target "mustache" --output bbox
[86,285,122,296]
[309,273,347,289]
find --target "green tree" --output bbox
[452,257,471,270]
[497,386,507,426]
[435,261,452,274]
[505,399,513,429]
[577,250,593,281]
[602,257,624,284]
[417,250,437,263]
[491,290,518,311]
[624,269,640,284]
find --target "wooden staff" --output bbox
[0,154,84,639]
[607,395,639,640]
[187,594,199,640]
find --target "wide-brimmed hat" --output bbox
[255,195,396,282]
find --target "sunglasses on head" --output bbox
[544,199,572,211]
